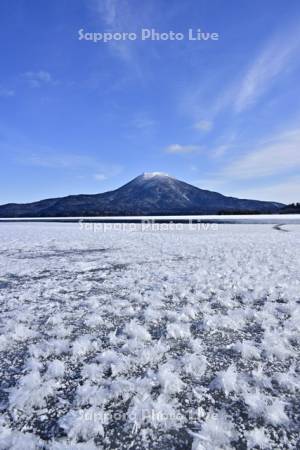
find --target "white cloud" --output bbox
[223,128,300,179]
[230,177,300,204]
[94,0,139,63]
[17,151,122,178]
[97,0,119,26]
[235,27,300,112]
[165,144,202,154]
[23,71,56,88]
[191,124,300,203]
[181,20,300,131]
[193,174,299,204]
[194,120,213,132]
[211,144,231,158]
[93,0,155,72]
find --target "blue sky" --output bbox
[0,0,300,204]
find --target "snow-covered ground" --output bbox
[0,223,299,449]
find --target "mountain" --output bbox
[0,172,284,217]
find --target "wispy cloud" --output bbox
[93,0,138,63]
[16,150,122,179]
[165,144,202,154]
[92,0,155,73]
[235,26,300,113]
[97,0,118,26]
[211,144,231,158]
[100,5,132,62]
[229,176,300,204]
[181,19,300,137]
[223,128,300,179]
[194,173,299,204]
[23,70,57,88]
[194,120,213,132]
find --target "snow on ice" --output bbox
[0,222,299,449]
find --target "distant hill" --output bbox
[279,203,300,214]
[0,172,284,217]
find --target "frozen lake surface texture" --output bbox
[0,222,299,449]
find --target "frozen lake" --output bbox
[0,223,299,449]
[1,214,300,224]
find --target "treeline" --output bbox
[279,203,300,214]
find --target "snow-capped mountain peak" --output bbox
[141,172,170,179]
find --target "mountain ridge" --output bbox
[0,172,284,217]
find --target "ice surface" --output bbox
[0,222,299,449]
